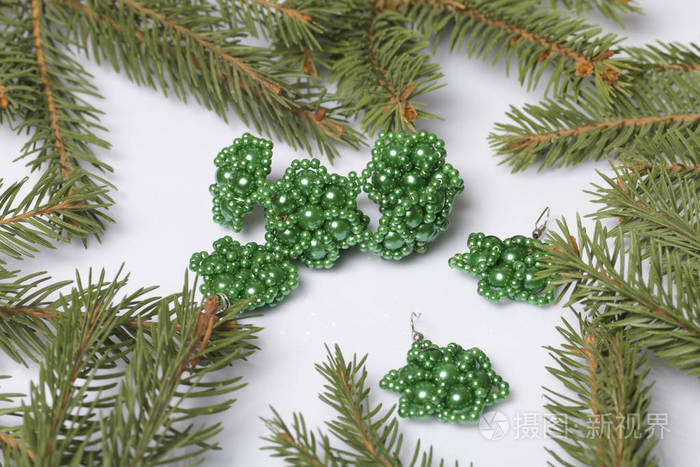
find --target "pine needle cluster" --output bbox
[263,344,456,467]
[1,270,260,465]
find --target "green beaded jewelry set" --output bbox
[189,131,557,424]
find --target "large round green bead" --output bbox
[524,268,546,291]
[404,205,423,229]
[446,386,473,409]
[415,223,437,242]
[296,170,318,191]
[403,171,426,190]
[384,142,407,167]
[326,219,351,241]
[487,265,512,287]
[298,206,324,230]
[322,186,346,208]
[240,146,263,164]
[212,273,235,293]
[216,167,234,184]
[433,362,459,384]
[261,264,286,285]
[278,226,299,245]
[502,246,528,264]
[271,192,297,214]
[383,231,404,250]
[372,172,395,193]
[307,241,327,260]
[411,381,437,403]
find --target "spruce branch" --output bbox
[0,173,113,261]
[57,0,362,160]
[544,315,657,466]
[394,0,628,97]
[623,41,700,74]
[328,1,444,134]
[224,0,322,50]
[2,269,259,465]
[263,344,457,467]
[490,70,700,171]
[542,0,641,27]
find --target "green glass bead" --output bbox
[271,192,297,214]
[372,172,395,193]
[433,362,459,384]
[446,386,473,409]
[298,206,324,230]
[523,268,546,291]
[405,205,423,229]
[449,232,557,306]
[403,171,426,190]
[322,186,346,208]
[411,381,436,403]
[296,169,318,191]
[212,273,235,293]
[383,231,405,250]
[487,265,512,287]
[414,223,437,243]
[380,342,509,423]
[326,219,351,241]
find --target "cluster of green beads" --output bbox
[259,158,370,269]
[380,340,509,423]
[361,131,464,259]
[448,233,556,306]
[189,237,298,312]
[210,133,273,231]
[192,131,463,312]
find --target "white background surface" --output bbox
[2,2,699,465]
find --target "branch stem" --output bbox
[0,433,36,461]
[30,0,71,180]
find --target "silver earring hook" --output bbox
[410,312,424,343]
[532,207,550,239]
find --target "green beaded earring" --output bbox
[189,237,298,312]
[448,208,557,306]
[380,313,509,424]
[361,131,464,260]
[210,133,273,231]
[259,158,370,269]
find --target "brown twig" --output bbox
[0,82,8,110]
[0,433,36,461]
[512,113,700,148]
[337,364,393,467]
[0,201,81,226]
[31,0,71,180]
[580,333,605,454]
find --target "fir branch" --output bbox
[623,41,700,74]
[57,0,362,160]
[0,173,113,261]
[224,0,321,49]
[264,344,456,467]
[490,70,700,171]
[1,2,112,183]
[545,216,700,376]
[394,0,628,96]
[3,269,259,465]
[542,0,641,27]
[329,1,444,134]
[544,315,657,466]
